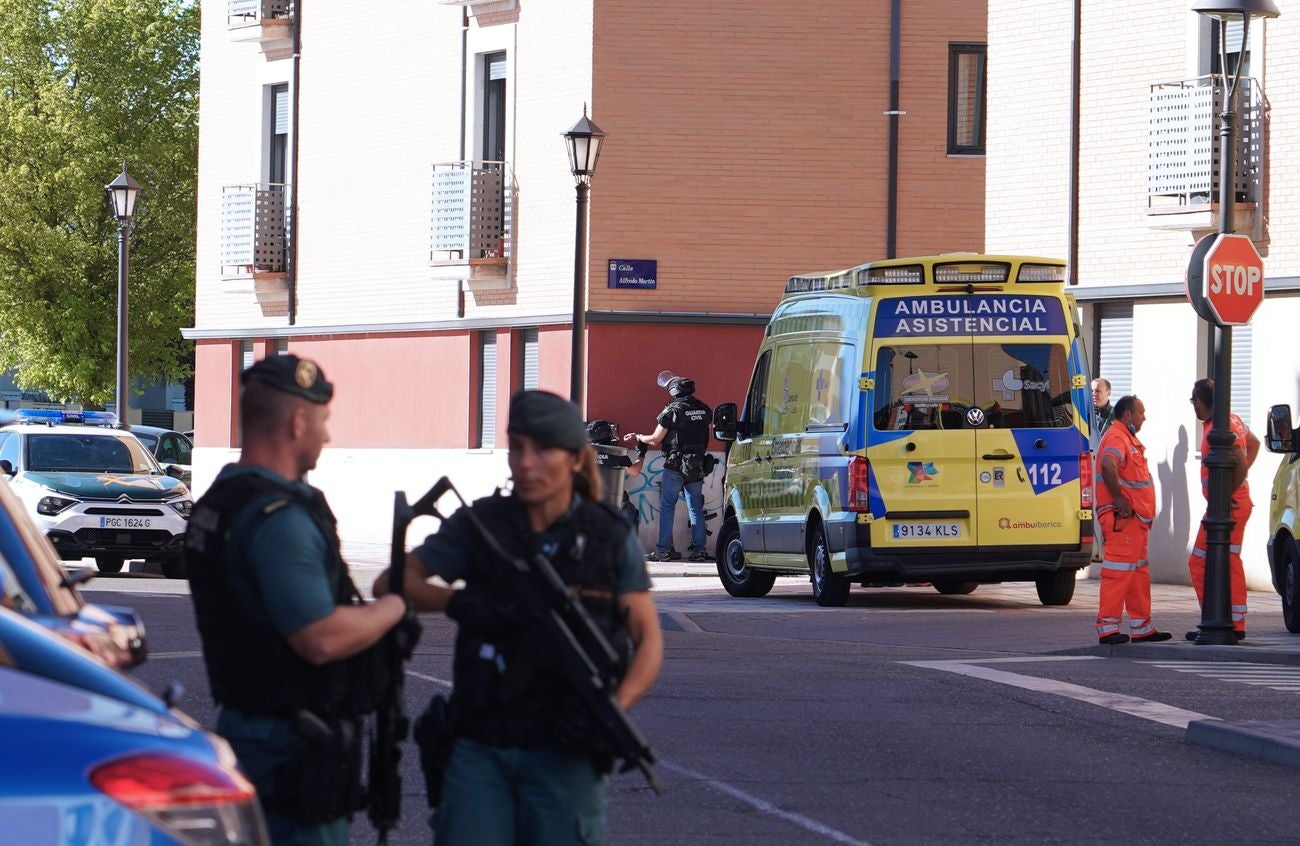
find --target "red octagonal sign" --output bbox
[1186,233,1264,326]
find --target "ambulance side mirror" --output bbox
[1266,404,1293,454]
[713,403,738,442]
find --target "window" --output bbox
[768,344,855,432]
[1231,324,1253,428]
[742,350,772,438]
[1096,301,1133,398]
[483,53,506,162]
[476,332,498,448]
[240,340,256,372]
[268,83,289,184]
[1209,18,1249,78]
[520,328,539,390]
[274,339,289,356]
[948,43,986,155]
[0,433,17,469]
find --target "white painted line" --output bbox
[665,611,704,633]
[904,658,1216,729]
[148,651,203,659]
[660,760,873,846]
[407,670,453,688]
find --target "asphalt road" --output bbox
[84,570,1300,846]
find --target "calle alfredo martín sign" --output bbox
[608,259,657,290]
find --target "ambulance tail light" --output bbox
[847,457,871,512]
[1079,452,1094,509]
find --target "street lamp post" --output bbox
[106,166,141,426]
[563,106,605,413]
[1190,0,1278,645]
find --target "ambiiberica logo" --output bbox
[906,461,938,485]
[997,516,1064,530]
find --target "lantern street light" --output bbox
[563,105,605,413]
[106,166,141,425]
[1189,0,1278,645]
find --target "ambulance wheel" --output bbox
[716,517,774,598]
[1281,543,1300,633]
[809,527,850,607]
[94,556,125,574]
[1035,569,1077,606]
[933,580,978,595]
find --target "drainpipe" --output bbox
[1067,0,1081,285]
[287,0,303,323]
[885,0,901,259]
[456,7,468,319]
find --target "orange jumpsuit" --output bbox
[1187,413,1252,634]
[1095,424,1159,639]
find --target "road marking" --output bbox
[903,657,1215,729]
[660,760,873,846]
[407,670,453,688]
[1145,661,1300,694]
[148,650,203,659]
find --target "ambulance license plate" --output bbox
[99,516,151,529]
[892,522,961,539]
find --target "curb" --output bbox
[1186,720,1300,770]
[1056,641,1300,666]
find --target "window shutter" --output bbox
[487,55,506,81]
[273,85,289,135]
[479,333,498,448]
[1230,324,1252,427]
[1224,19,1244,55]
[241,340,255,371]
[1097,301,1134,397]
[522,328,539,390]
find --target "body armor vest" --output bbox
[186,472,390,718]
[662,395,712,476]
[451,494,631,747]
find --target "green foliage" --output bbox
[0,0,198,404]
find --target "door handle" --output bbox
[981,452,1015,461]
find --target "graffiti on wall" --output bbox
[620,452,727,552]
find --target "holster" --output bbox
[263,711,366,824]
[413,695,458,808]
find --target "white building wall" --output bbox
[988,0,1300,593]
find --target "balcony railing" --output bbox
[431,161,514,264]
[228,0,290,28]
[220,184,289,274]
[1148,75,1261,209]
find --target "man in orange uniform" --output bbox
[1186,378,1260,641]
[1095,395,1172,644]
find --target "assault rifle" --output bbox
[428,477,664,794]
[368,480,445,842]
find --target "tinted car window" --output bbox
[27,434,158,474]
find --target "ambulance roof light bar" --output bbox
[1016,263,1067,283]
[856,265,924,286]
[933,262,1010,284]
[784,270,854,295]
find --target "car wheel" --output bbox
[934,580,978,595]
[809,525,850,607]
[161,559,187,580]
[94,556,125,574]
[1035,568,1077,606]
[715,517,775,598]
[1282,543,1300,633]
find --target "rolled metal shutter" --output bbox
[1230,323,1252,427]
[522,328,539,390]
[1097,301,1134,397]
[479,333,497,448]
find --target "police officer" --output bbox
[186,355,413,846]
[623,372,713,562]
[375,389,663,846]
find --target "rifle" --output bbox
[428,477,665,795]
[368,480,447,842]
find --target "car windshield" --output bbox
[131,432,159,449]
[25,434,160,474]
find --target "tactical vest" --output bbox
[450,494,631,748]
[662,395,712,473]
[185,472,390,719]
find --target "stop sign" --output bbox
[1186,233,1265,326]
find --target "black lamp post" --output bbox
[106,166,141,426]
[1190,0,1278,645]
[563,106,605,413]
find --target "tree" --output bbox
[0,0,198,405]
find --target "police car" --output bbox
[0,410,192,578]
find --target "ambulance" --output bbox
[712,255,1094,606]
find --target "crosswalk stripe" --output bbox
[1144,661,1300,694]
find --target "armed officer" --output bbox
[375,389,663,846]
[624,372,713,561]
[186,355,413,846]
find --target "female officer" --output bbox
[376,389,663,845]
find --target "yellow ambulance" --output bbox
[712,255,1095,606]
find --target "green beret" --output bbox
[507,390,588,451]
[241,354,334,404]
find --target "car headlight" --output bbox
[168,499,193,518]
[37,494,79,516]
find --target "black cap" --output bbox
[241,354,334,404]
[507,390,587,451]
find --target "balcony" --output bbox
[227,0,293,60]
[1147,75,1263,239]
[220,183,290,317]
[430,161,515,291]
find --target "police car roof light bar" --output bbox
[12,408,119,428]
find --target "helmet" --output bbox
[658,370,695,398]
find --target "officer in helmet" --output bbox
[624,372,713,561]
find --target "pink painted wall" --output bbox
[194,340,237,448]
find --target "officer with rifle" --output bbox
[375,389,664,845]
[186,355,419,846]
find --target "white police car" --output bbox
[0,410,191,578]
